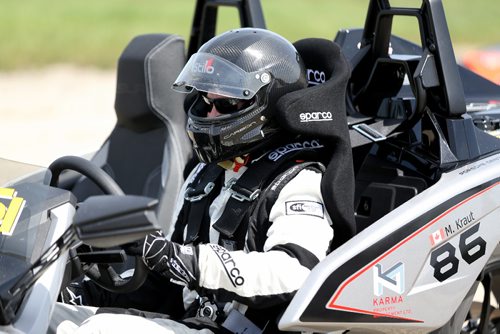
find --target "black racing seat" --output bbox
[275,38,355,250]
[70,34,192,231]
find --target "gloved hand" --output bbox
[142,230,200,289]
[59,280,89,306]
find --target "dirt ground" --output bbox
[0,65,117,167]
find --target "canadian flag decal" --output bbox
[429,228,445,246]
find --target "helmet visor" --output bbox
[172,52,270,99]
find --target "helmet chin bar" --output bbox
[187,87,280,163]
[189,117,269,163]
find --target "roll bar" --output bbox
[187,0,266,58]
[359,0,466,117]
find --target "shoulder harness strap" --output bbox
[171,163,224,244]
[245,160,326,252]
[214,139,328,250]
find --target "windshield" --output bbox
[0,169,72,294]
[0,158,45,187]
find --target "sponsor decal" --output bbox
[0,188,25,236]
[307,68,326,85]
[325,182,500,323]
[458,155,500,175]
[456,211,476,228]
[429,228,446,246]
[209,244,245,287]
[372,304,413,318]
[430,222,485,282]
[222,121,258,140]
[191,58,214,74]
[285,200,324,219]
[432,211,476,244]
[373,262,405,296]
[372,262,411,316]
[267,139,323,162]
[270,165,301,192]
[299,111,333,123]
[169,258,191,283]
[372,295,404,307]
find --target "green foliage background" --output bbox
[0,0,499,70]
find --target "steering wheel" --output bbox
[49,155,149,294]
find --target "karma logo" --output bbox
[373,262,405,296]
[0,188,25,236]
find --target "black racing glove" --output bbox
[142,230,200,289]
[59,280,90,306]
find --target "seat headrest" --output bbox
[275,38,351,140]
[145,35,186,127]
[276,38,356,249]
[115,34,185,132]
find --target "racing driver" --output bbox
[51,27,335,334]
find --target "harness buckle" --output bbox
[225,178,260,202]
[184,182,215,202]
[196,297,221,322]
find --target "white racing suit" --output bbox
[50,151,334,334]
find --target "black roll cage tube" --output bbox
[187,0,266,58]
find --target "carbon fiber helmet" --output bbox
[172,28,307,163]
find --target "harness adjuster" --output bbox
[184,182,215,202]
[225,178,260,202]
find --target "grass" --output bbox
[0,0,499,70]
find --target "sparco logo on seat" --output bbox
[268,139,323,161]
[299,111,333,123]
[307,69,326,85]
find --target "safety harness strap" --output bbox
[173,138,329,250]
[213,147,327,250]
[171,163,224,244]
[244,160,326,251]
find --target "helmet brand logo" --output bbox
[299,111,333,123]
[307,69,326,85]
[191,59,215,74]
[222,121,258,140]
[268,139,323,161]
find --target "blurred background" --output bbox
[1,0,499,166]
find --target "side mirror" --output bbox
[74,195,159,248]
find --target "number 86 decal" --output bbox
[430,223,487,282]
